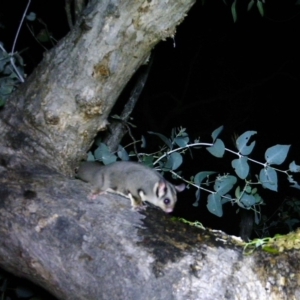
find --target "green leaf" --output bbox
[148,131,172,149]
[94,143,117,165]
[265,144,290,165]
[289,178,299,187]
[26,12,36,21]
[245,185,251,193]
[254,209,260,224]
[239,193,256,208]
[193,189,201,207]
[231,156,249,179]
[117,145,129,161]
[141,135,146,148]
[171,128,176,140]
[142,155,154,167]
[174,136,189,147]
[206,139,225,158]
[0,77,16,95]
[259,167,278,192]
[289,161,300,173]
[214,175,237,196]
[247,0,255,11]
[221,195,232,204]
[87,151,95,161]
[251,187,257,194]
[257,0,264,17]
[211,125,224,142]
[194,171,216,186]
[102,155,117,165]
[288,175,300,189]
[235,185,241,199]
[254,193,263,205]
[164,152,183,171]
[231,0,237,22]
[235,131,257,155]
[0,56,10,73]
[207,193,223,217]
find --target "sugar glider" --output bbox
[75,161,185,213]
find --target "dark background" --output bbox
[1,0,300,237]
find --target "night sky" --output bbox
[1,0,300,236]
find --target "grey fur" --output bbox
[76,161,185,213]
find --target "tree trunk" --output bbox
[0,0,195,174]
[0,0,299,299]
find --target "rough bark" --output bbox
[1,169,300,300]
[0,0,299,299]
